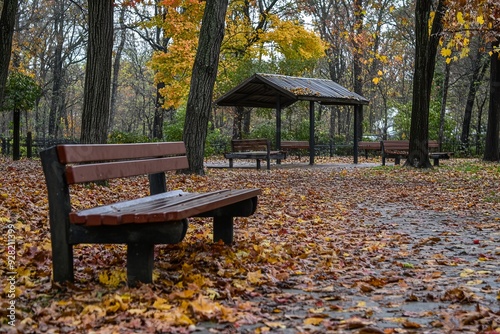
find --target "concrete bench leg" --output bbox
[127,243,154,286]
[213,216,233,244]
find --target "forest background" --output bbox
[0,0,498,159]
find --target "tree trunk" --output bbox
[242,108,251,136]
[352,0,364,141]
[475,94,487,155]
[406,0,445,168]
[109,4,127,134]
[152,3,169,140]
[153,82,165,139]
[48,0,64,138]
[13,109,20,160]
[460,49,489,152]
[0,0,18,107]
[483,41,500,162]
[232,105,243,139]
[80,0,113,144]
[183,0,228,174]
[439,62,450,151]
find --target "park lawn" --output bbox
[1,157,499,333]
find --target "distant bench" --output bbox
[224,139,286,170]
[40,142,261,286]
[358,141,381,158]
[281,141,309,159]
[381,140,452,166]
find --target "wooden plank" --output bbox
[57,142,186,163]
[358,141,380,150]
[224,151,285,159]
[69,188,262,226]
[65,156,189,184]
[281,141,309,149]
[231,139,269,152]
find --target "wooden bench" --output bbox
[224,139,286,170]
[40,142,261,286]
[358,141,381,158]
[381,140,452,166]
[281,141,309,159]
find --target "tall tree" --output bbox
[406,0,445,168]
[0,0,18,106]
[459,45,489,152]
[183,0,228,174]
[48,0,65,138]
[484,41,500,161]
[80,0,114,144]
[109,3,127,133]
[352,0,364,140]
[442,0,500,161]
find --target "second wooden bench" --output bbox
[381,140,452,166]
[224,139,286,170]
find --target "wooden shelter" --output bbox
[215,73,369,164]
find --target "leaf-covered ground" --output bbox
[1,156,499,333]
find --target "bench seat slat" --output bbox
[70,188,261,226]
[66,156,189,184]
[57,142,186,163]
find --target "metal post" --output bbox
[353,105,360,164]
[309,101,315,165]
[276,96,282,164]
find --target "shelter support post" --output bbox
[309,101,315,165]
[353,105,362,164]
[276,97,282,164]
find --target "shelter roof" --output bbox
[215,73,369,108]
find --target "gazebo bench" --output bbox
[224,139,286,170]
[40,142,261,286]
[358,141,381,158]
[281,141,309,159]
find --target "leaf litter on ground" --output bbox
[0,156,499,333]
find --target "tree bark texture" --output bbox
[232,106,244,139]
[439,62,450,151]
[48,0,64,138]
[484,42,500,162]
[109,4,127,134]
[353,0,364,141]
[0,0,18,106]
[460,50,489,151]
[183,0,228,174]
[407,0,445,168]
[80,0,113,144]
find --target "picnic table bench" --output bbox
[281,141,309,159]
[224,139,286,170]
[40,142,261,286]
[381,140,452,166]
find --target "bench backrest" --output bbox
[45,142,189,185]
[428,140,439,150]
[231,139,270,152]
[281,141,309,149]
[358,141,380,150]
[382,140,439,151]
[382,140,409,151]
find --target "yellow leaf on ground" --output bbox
[247,270,263,284]
[304,317,324,325]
